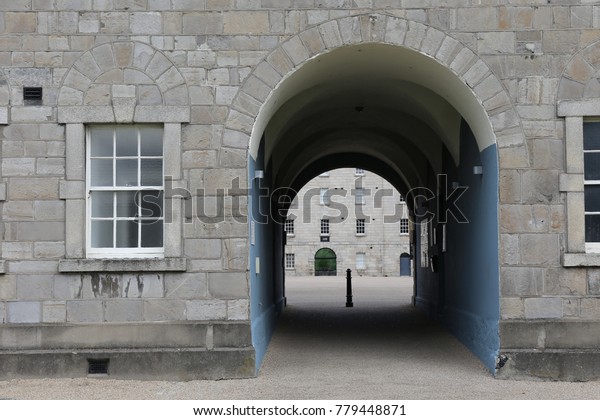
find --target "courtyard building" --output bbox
[284,168,411,277]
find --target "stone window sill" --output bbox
[562,253,600,267]
[58,258,187,273]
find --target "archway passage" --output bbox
[248,41,501,374]
[314,248,337,276]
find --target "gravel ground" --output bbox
[1,276,600,400]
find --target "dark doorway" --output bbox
[400,253,411,276]
[314,248,337,276]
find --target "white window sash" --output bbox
[285,253,295,269]
[320,219,330,235]
[356,219,365,235]
[400,219,409,235]
[86,125,165,258]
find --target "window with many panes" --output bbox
[556,102,600,265]
[87,125,164,257]
[320,218,330,236]
[355,168,365,176]
[356,219,365,235]
[356,252,366,270]
[585,121,600,251]
[285,253,295,269]
[399,194,405,203]
[400,218,409,235]
[284,218,295,236]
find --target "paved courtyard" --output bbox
[1,276,600,399]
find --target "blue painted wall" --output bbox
[442,121,500,372]
[248,141,280,372]
[414,120,499,372]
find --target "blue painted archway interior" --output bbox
[248,43,500,373]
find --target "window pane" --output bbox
[585,153,600,180]
[90,159,113,186]
[400,218,409,234]
[90,127,113,157]
[116,191,137,217]
[586,185,600,212]
[139,190,163,218]
[116,126,138,156]
[116,159,138,186]
[91,191,113,217]
[321,219,329,235]
[141,159,163,186]
[584,122,600,150]
[91,220,113,247]
[141,219,163,247]
[116,220,138,247]
[140,126,162,156]
[586,215,600,243]
[285,253,295,269]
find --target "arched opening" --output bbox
[314,248,337,276]
[247,40,501,374]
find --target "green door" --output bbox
[314,248,336,276]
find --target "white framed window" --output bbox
[86,125,164,258]
[400,218,409,235]
[584,120,600,252]
[320,218,330,236]
[557,104,600,265]
[355,187,365,205]
[355,168,365,176]
[319,188,330,205]
[285,253,295,269]
[284,218,295,236]
[356,218,365,235]
[356,252,366,270]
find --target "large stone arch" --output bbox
[221,13,527,168]
[242,13,521,374]
[58,41,189,123]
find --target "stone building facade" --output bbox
[284,168,411,277]
[0,1,599,381]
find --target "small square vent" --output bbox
[23,87,43,104]
[87,358,110,375]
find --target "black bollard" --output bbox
[346,268,353,307]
